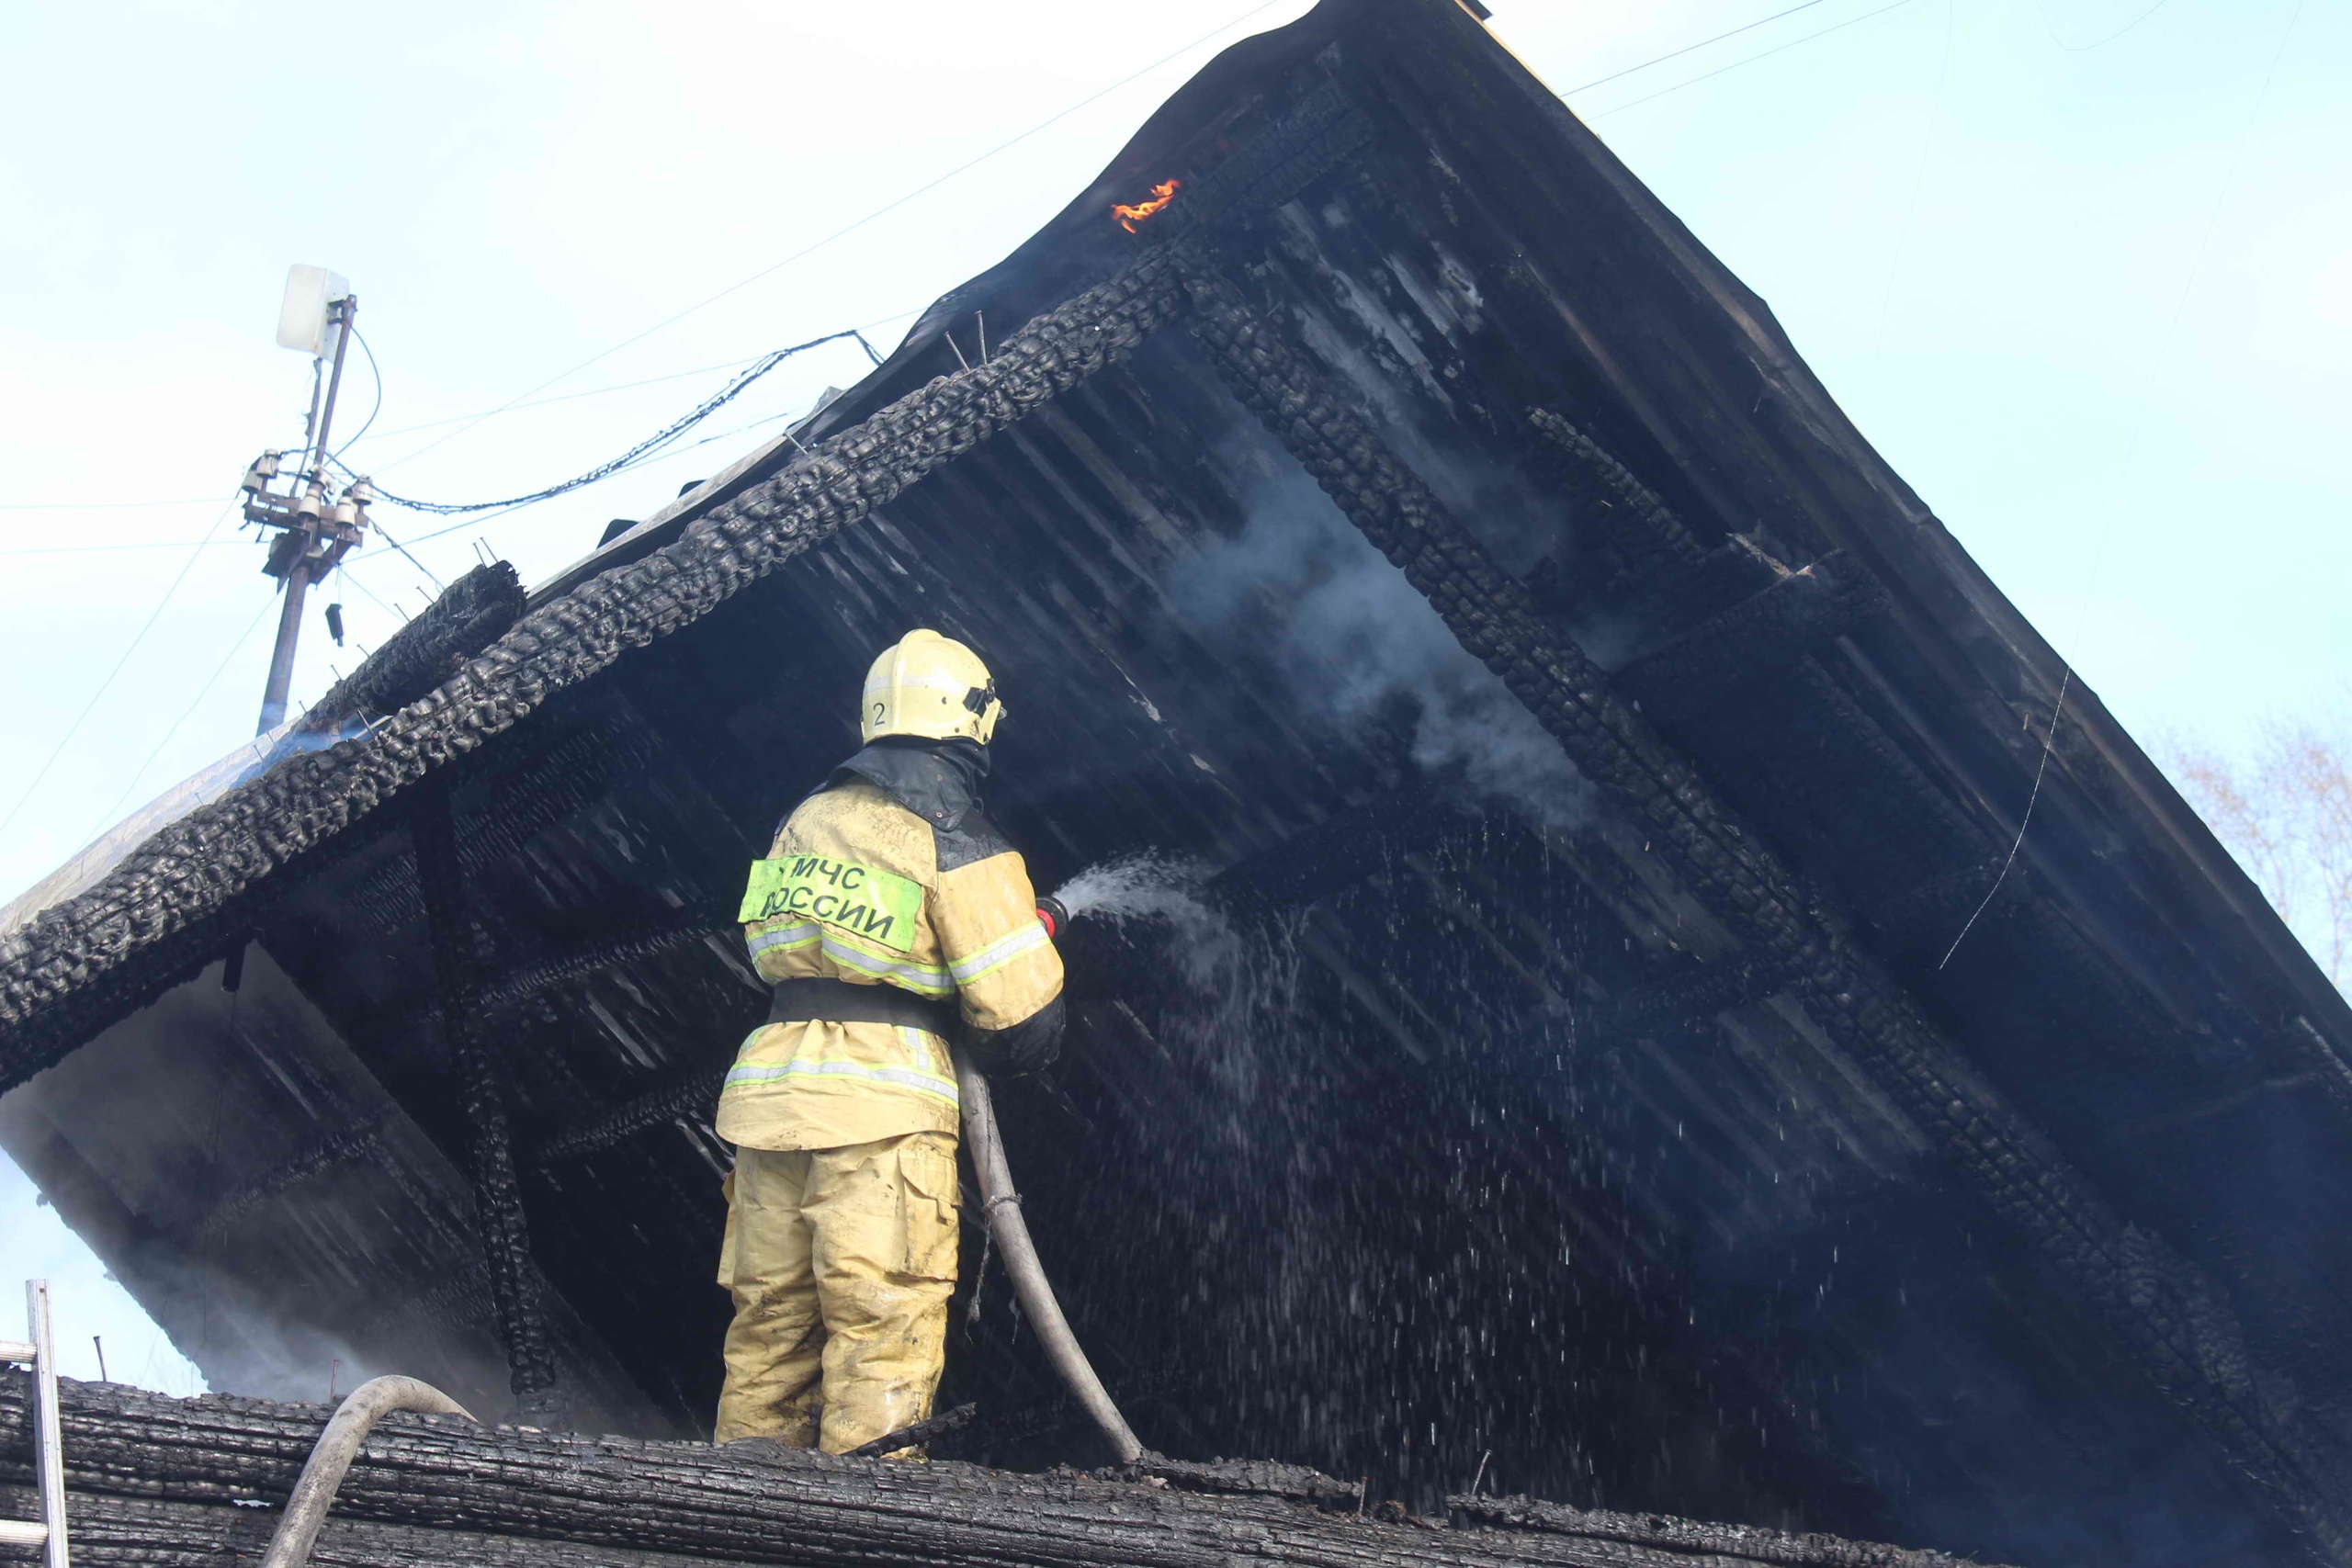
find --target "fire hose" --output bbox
[261,1375,476,1568]
[953,1034,1145,1466]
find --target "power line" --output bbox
[368,522,446,592]
[1869,0,1957,344]
[336,558,418,624]
[0,498,219,513]
[340,303,923,570]
[367,0,1297,479]
[0,540,232,557]
[350,329,880,515]
[368,399,815,553]
[87,592,279,840]
[344,354,769,446]
[0,494,241,840]
[1562,0,1835,96]
[2041,0,2175,51]
[1591,0,1934,118]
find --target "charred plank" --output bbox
[535,1062,729,1167]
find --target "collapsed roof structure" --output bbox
[5,1,2350,1563]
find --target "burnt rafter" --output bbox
[472,906,731,1019]
[413,783,560,1406]
[195,1120,453,1248]
[347,721,664,940]
[1525,407,1707,578]
[534,1060,729,1167]
[1176,256,2352,1558]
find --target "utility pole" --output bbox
[242,265,375,735]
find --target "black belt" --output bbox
[766,976,957,1035]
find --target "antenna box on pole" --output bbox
[276,264,351,356]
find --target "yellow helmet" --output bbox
[861,628,1004,745]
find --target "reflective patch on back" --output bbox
[741,854,923,953]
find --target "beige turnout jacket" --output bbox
[715,777,1063,1153]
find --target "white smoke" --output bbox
[1169,459,1590,832]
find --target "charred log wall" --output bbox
[0,1377,2003,1568]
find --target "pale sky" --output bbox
[1,0,2343,1391]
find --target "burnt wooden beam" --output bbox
[474,907,731,1019]
[535,1062,728,1167]
[0,1484,709,1568]
[345,721,665,940]
[1525,407,1705,578]
[1614,553,1870,720]
[0,1379,2005,1568]
[413,784,560,1408]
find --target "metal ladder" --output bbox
[2,1280,70,1565]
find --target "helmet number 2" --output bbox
[871,702,887,729]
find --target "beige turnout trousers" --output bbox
[714,1129,960,1452]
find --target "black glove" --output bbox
[965,993,1066,1077]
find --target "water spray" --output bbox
[951,854,1238,1469]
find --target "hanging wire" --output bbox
[375,399,816,550]
[345,354,767,446]
[1562,0,1833,95]
[86,591,280,840]
[331,325,386,461]
[1590,0,1934,118]
[368,521,446,592]
[340,329,881,515]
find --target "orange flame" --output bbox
[1113,178,1182,233]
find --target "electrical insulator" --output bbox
[345,476,375,507]
[329,500,357,527]
[294,489,323,521]
[241,450,281,494]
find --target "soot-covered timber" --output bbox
[0,1376,2003,1568]
[3,2,2349,1566]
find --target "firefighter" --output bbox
[714,628,1066,1455]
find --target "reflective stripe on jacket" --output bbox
[716,777,1063,1153]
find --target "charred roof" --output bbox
[5,2,2350,1563]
